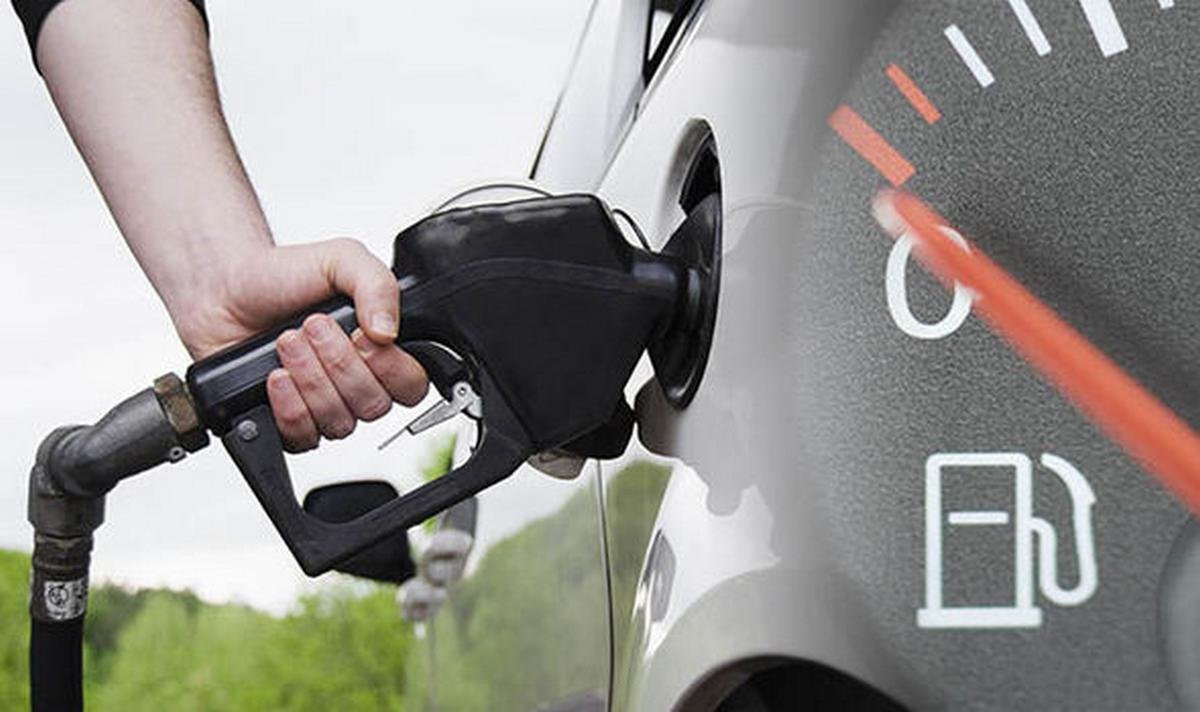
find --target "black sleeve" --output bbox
[11,0,208,72]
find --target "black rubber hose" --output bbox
[28,534,92,712]
[29,618,84,712]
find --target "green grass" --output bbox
[0,548,413,712]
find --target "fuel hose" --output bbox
[29,536,89,712]
[27,375,207,711]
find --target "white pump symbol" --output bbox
[918,452,1098,629]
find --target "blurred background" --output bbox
[0,0,591,706]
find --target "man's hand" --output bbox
[33,0,426,450]
[178,240,428,452]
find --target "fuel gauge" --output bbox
[805,2,1199,708]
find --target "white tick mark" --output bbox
[944,25,995,88]
[1079,0,1129,57]
[1007,0,1052,55]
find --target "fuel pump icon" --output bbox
[917,452,1098,629]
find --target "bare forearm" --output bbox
[37,0,271,330]
[27,0,427,447]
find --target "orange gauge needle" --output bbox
[873,189,1200,514]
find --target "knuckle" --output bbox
[371,270,399,294]
[270,399,309,430]
[276,332,310,367]
[370,360,399,386]
[304,315,342,344]
[354,331,381,359]
[280,356,316,382]
[291,367,324,391]
[278,406,307,428]
[334,238,373,267]
[287,359,328,390]
[362,344,396,373]
[323,347,357,376]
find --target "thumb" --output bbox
[318,238,400,344]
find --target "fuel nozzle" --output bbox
[647,192,722,410]
[181,193,721,576]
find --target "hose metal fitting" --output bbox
[27,373,209,621]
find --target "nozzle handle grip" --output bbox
[186,297,358,435]
[219,352,525,576]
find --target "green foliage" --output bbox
[87,584,410,712]
[602,461,673,692]
[0,551,412,711]
[0,550,31,711]
[439,487,608,710]
[266,587,411,710]
[420,434,457,534]
[90,593,273,710]
[604,461,672,641]
[84,584,205,687]
[419,434,457,484]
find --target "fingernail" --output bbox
[305,316,335,342]
[371,313,397,338]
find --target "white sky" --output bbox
[0,0,591,613]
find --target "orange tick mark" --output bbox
[886,64,942,124]
[828,105,915,187]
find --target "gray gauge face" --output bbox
[804,3,1198,709]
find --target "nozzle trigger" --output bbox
[378,381,482,451]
